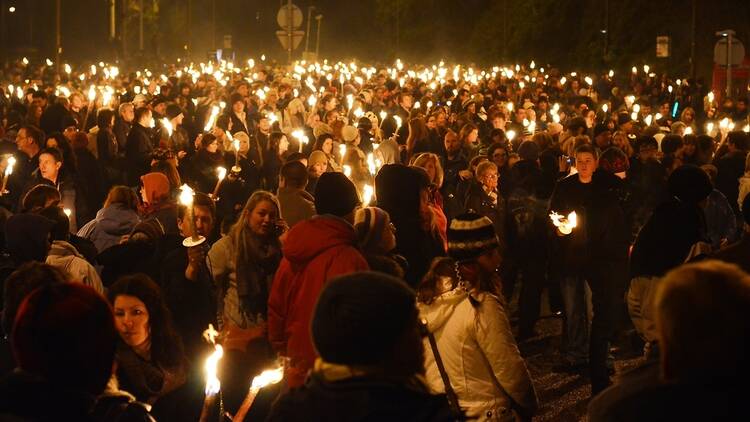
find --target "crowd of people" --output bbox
[0,55,748,421]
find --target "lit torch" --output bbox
[231,361,285,422]
[199,325,224,422]
[549,211,578,235]
[212,167,227,198]
[204,105,220,132]
[179,184,206,247]
[0,155,16,194]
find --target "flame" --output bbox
[63,208,72,218]
[549,211,577,235]
[204,344,224,395]
[202,324,219,345]
[161,118,173,137]
[250,365,285,391]
[216,167,227,181]
[506,130,516,141]
[5,156,16,177]
[684,126,693,135]
[179,184,195,207]
[362,184,374,206]
[343,165,352,177]
[204,105,220,132]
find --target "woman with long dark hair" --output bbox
[110,274,187,409]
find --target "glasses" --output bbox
[484,173,499,180]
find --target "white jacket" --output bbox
[46,240,104,294]
[738,175,750,210]
[418,285,537,421]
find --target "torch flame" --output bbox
[216,167,227,181]
[250,365,285,391]
[204,344,224,395]
[5,156,16,177]
[179,184,195,207]
[363,184,374,206]
[549,211,578,235]
[343,165,352,178]
[161,118,173,137]
[204,105,220,132]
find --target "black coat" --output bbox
[267,373,455,422]
[464,180,506,241]
[630,198,707,278]
[549,171,629,278]
[714,150,746,214]
[125,123,154,186]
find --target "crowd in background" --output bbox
[0,56,747,421]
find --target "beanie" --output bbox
[166,103,183,120]
[311,271,416,365]
[354,207,389,252]
[130,218,165,242]
[313,123,333,139]
[13,283,117,395]
[599,147,630,174]
[314,172,360,217]
[593,122,610,139]
[517,140,540,161]
[5,214,55,265]
[448,213,500,262]
[341,125,359,143]
[668,165,713,204]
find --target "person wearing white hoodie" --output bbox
[417,213,537,421]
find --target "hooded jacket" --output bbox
[419,284,538,420]
[78,204,141,254]
[46,240,104,294]
[268,215,369,388]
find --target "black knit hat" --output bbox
[311,271,416,365]
[599,147,630,173]
[447,213,500,262]
[517,140,540,161]
[314,172,360,217]
[668,165,713,204]
[165,103,183,120]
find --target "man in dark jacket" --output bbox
[267,272,455,422]
[549,144,629,395]
[440,129,469,222]
[164,193,218,365]
[712,194,750,273]
[125,107,155,186]
[505,141,550,338]
[714,131,748,218]
[114,102,134,153]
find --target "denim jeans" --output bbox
[561,274,618,392]
[560,276,590,365]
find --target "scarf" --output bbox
[233,230,282,320]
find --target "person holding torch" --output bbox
[548,143,628,396]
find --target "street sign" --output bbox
[714,38,745,66]
[656,36,670,58]
[277,4,303,29]
[276,30,305,51]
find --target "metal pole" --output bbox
[55,0,61,70]
[726,33,732,98]
[287,0,293,64]
[138,0,144,51]
[603,0,609,60]
[109,0,116,39]
[211,0,216,51]
[395,0,399,55]
[304,6,314,56]
[502,0,507,60]
[315,15,322,58]
[690,0,696,78]
[187,0,191,58]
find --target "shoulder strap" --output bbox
[421,319,464,420]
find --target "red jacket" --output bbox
[268,215,369,387]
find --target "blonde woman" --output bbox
[207,191,286,351]
[411,152,447,250]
